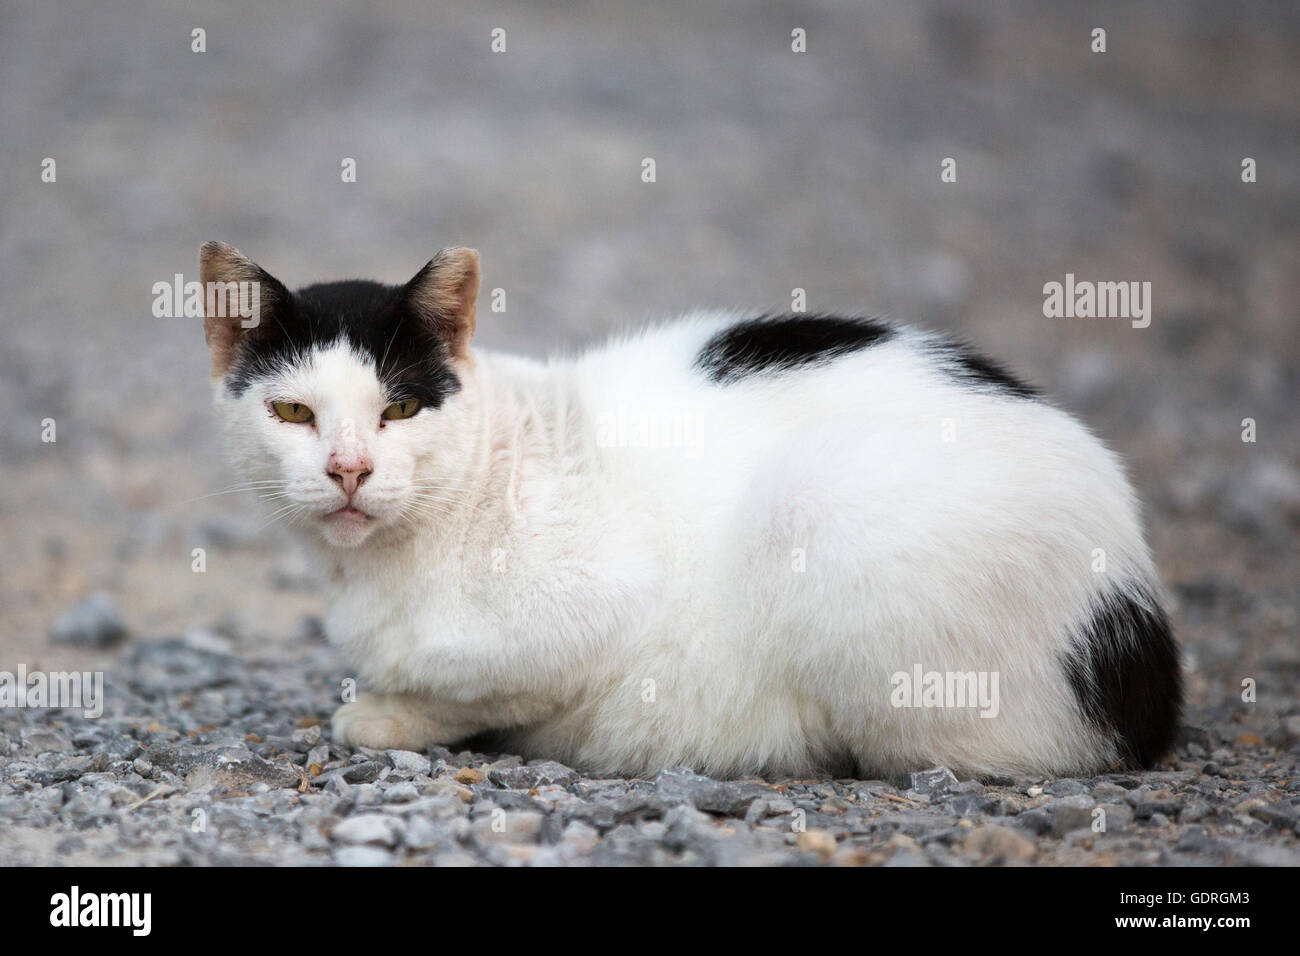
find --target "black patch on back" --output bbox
[1063,583,1182,769]
[928,341,1041,400]
[225,280,460,407]
[695,314,896,384]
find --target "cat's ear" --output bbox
[198,242,287,379]
[402,247,480,360]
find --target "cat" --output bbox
[200,241,1181,780]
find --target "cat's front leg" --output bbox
[330,692,472,752]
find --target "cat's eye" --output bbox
[272,401,314,424]
[382,399,421,421]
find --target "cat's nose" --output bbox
[327,457,372,497]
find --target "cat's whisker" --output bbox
[255,502,305,532]
[403,496,460,512]
[176,481,290,505]
[399,503,457,522]
[406,492,469,505]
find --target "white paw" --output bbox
[331,697,434,752]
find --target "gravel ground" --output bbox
[2,631,1299,866]
[1,1,1298,866]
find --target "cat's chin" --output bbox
[317,507,380,547]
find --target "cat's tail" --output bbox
[1062,579,1182,769]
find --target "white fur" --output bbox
[216,314,1159,779]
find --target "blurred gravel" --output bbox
[0,1,1297,865]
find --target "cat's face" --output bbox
[201,243,480,548]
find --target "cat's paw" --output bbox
[331,695,444,752]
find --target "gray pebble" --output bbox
[901,766,960,796]
[50,593,127,648]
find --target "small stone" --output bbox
[454,767,485,785]
[21,729,73,753]
[341,761,383,784]
[352,783,383,808]
[1176,826,1213,853]
[331,814,403,847]
[886,833,919,851]
[1249,804,1297,829]
[901,767,960,796]
[1016,808,1052,835]
[387,750,432,777]
[640,820,668,840]
[796,829,837,859]
[291,725,321,751]
[403,815,448,850]
[1175,724,1217,753]
[653,767,771,817]
[143,742,300,790]
[383,781,420,804]
[1050,795,1097,835]
[50,592,128,648]
[561,821,601,855]
[333,846,395,867]
[1093,803,1133,834]
[1132,792,1181,820]
[950,795,1001,817]
[488,760,578,790]
[963,824,1035,862]
[471,810,545,845]
[1043,779,1088,796]
[423,778,473,803]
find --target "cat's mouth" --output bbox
[324,505,372,523]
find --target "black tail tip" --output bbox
[1064,582,1183,769]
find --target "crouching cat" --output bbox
[200,242,1181,780]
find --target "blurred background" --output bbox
[0,1,1296,724]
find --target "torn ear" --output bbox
[403,247,480,360]
[199,241,285,379]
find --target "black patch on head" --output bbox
[695,314,896,384]
[928,340,1041,400]
[1063,582,1182,769]
[225,280,461,407]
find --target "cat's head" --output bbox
[200,242,480,548]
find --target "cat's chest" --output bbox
[323,557,471,646]
[321,515,663,674]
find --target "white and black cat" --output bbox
[201,241,1181,779]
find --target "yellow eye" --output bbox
[272,401,314,423]
[382,399,421,421]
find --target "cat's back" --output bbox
[562,310,1147,581]
[565,311,1111,482]
[570,310,1043,418]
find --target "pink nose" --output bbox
[327,455,372,497]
